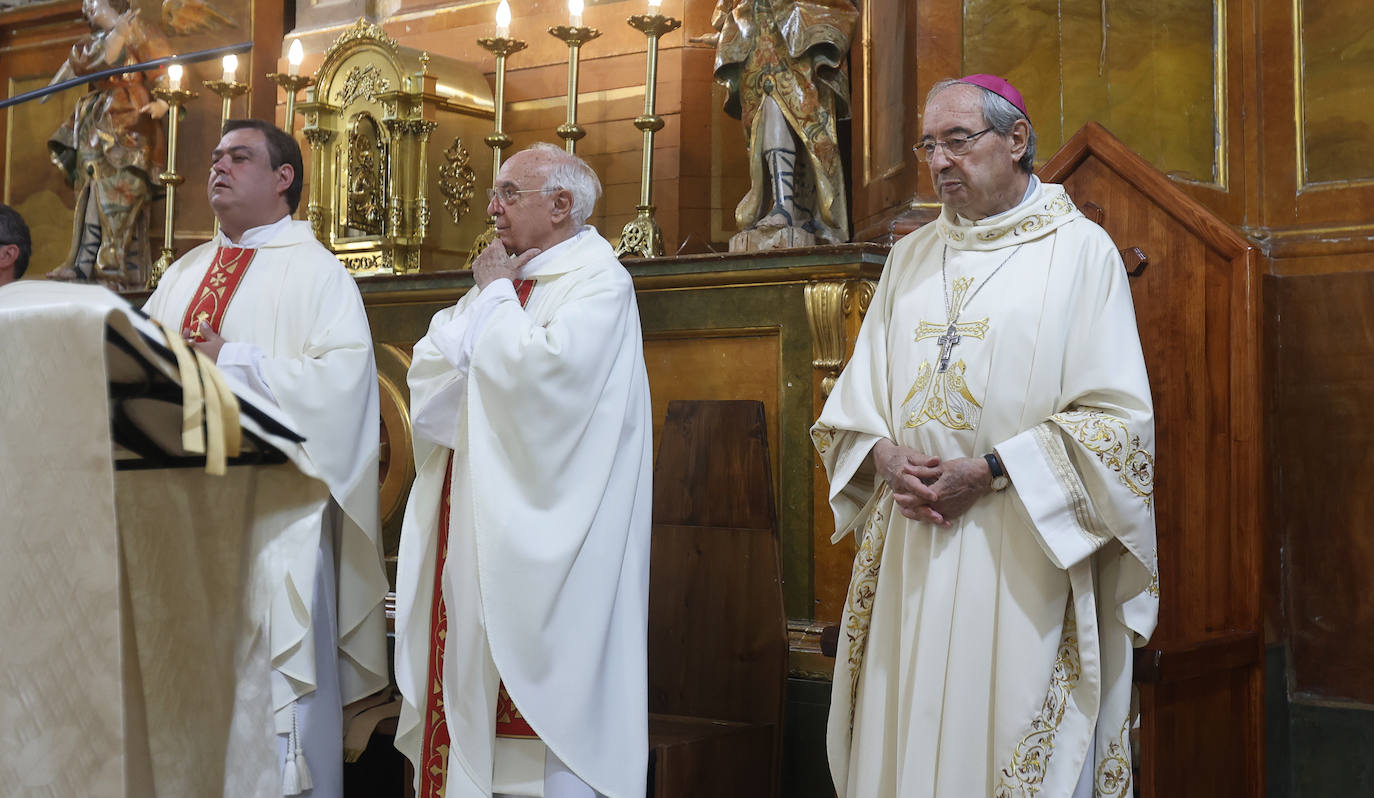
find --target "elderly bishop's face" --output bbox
[921,83,1027,221]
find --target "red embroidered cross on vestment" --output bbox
[179,246,256,342]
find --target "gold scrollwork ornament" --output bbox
[438,137,477,225]
[614,206,664,259]
[337,63,392,107]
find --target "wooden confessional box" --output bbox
[1040,123,1264,796]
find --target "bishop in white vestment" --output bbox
[143,121,389,797]
[813,77,1158,797]
[394,144,652,798]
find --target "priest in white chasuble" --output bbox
[812,76,1159,798]
[143,120,389,797]
[394,143,652,798]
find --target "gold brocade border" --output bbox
[940,191,1077,247]
[995,602,1082,797]
[1050,409,1155,509]
[840,489,890,730]
[1094,717,1133,798]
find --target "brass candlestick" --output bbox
[147,85,197,289]
[615,12,681,259]
[203,78,248,237]
[466,34,528,267]
[548,24,601,153]
[203,79,250,127]
[266,72,315,136]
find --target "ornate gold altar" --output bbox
[298,20,495,275]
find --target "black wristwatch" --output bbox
[985,452,1010,492]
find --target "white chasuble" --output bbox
[144,221,390,731]
[395,229,652,798]
[812,182,1158,798]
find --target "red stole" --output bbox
[419,277,536,798]
[179,245,257,342]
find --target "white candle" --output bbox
[221,54,237,83]
[495,0,511,37]
[167,63,182,90]
[568,0,583,27]
[288,40,303,76]
[648,0,661,8]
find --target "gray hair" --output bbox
[0,203,32,280]
[927,78,1037,173]
[528,142,602,227]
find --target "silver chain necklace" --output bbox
[935,243,1022,372]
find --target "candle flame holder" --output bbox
[265,72,315,136]
[548,25,602,153]
[466,34,529,267]
[202,79,250,128]
[614,12,681,258]
[147,85,198,289]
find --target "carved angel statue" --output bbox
[709,0,858,251]
[46,0,171,288]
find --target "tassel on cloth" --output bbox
[282,703,312,796]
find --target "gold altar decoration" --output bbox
[466,23,527,267]
[548,18,602,154]
[204,54,249,128]
[267,40,315,137]
[298,19,496,274]
[147,67,197,290]
[805,278,875,397]
[614,10,681,259]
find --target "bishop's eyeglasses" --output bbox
[487,186,554,206]
[913,127,996,161]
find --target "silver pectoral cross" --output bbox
[936,323,961,373]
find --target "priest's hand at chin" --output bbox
[471,240,541,289]
[188,321,226,362]
[925,456,993,525]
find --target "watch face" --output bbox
[992,475,1010,491]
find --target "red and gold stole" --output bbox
[179,246,257,342]
[419,277,536,798]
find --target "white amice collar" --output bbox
[221,213,293,248]
[937,179,1081,252]
[518,226,595,278]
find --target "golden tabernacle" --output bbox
[298,19,494,274]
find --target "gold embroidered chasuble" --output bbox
[812,182,1158,798]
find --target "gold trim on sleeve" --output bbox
[1051,409,1156,508]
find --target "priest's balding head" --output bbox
[207,119,303,243]
[485,142,602,258]
[918,75,1037,221]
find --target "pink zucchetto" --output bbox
[959,73,1030,123]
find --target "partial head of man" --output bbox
[208,119,303,243]
[0,203,32,287]
[486,142,602,256]
[919,75,1037,221]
